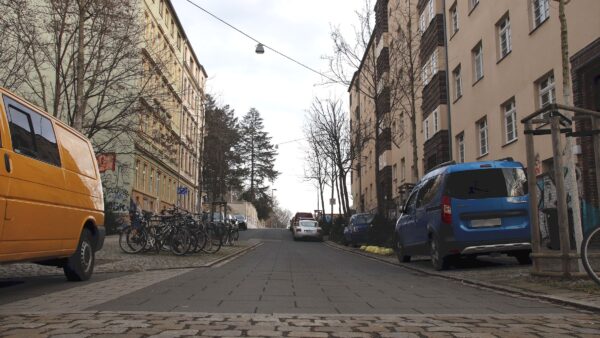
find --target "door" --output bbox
[0,101,9,239]
[398,190,418,249]
[1,95,65,254]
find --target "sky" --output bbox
[173,0,364,214]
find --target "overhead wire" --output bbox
[183,0,339,83]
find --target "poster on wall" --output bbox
[97,153,116,173]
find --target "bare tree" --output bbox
[0,0,174,154]
[306,97,354,216]
[0,1,30,90]
[304,126,330,217]
[324,0,422,215]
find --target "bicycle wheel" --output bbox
[119,227,135,253]
[203,226,222,253]
[581,225,600,286]
[126,227,147,253]
[232,228,239,242]
[170,228,191,256]
[193,229,208,253]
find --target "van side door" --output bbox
[0,99,9,236]
[398,190,418,247]
[414,175,443,248]
[1,95,64,252]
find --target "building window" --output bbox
[472,42,483,82]
[427,0,434,24]
[159,0,164,17]
[424,118,430,140]
[497,15,512,58]
[422,49,438,86]
[478,118,488,156]
[469,0,479,12]
[450,2,458,35]
[453,65,462,100]
[135,160,140,189]
[143,164,147,191]
[400,158,406,181]
[149,168,154,193]
[456,133,465,163]
[532,0,550,28]
[433,110,439,134]
[157,172,161,198]
[392,163,397,181]
[503,99,517,143]
[539,73,556,108]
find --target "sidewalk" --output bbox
[0,236,261,279]
[326,241,600,312]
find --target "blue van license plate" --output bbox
[471,218,502,228]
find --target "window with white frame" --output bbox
[453,65,462,100]
[424,119,430,140]
[469,0,479,12]
[539,73,556,108]
[419,13,427,34]
[456,133,465,163]
[427,0,434,24]
[538,73,555,118]
[498,15,512,58]
[450,2,459,35]
[532,0,550,28]
[478,117,488,156]
[422,49,439,86]
[503,99,517,143]
[473,42,483,82]
[393,164,397,181]
[433,110,439,133]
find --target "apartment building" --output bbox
[102,0,207,215]
[445,0,599,216]
[350,0,600,218]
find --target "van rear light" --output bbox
[441,195,452,224]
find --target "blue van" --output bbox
[394,160,531,270]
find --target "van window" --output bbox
[444,168,527,199]
[416,175,443,208]
[55,125,96,178]
[5,98,61,166]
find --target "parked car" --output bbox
[0,88,105,281]
[234,215,247,230]
[394,159,531,270]
[293,219,323,241]
[290,211,315,232]
[343,213,375,246]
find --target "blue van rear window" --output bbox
[444,168,527,199]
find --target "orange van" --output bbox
[0,88,105,281]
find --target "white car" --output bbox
[293,220,323,241]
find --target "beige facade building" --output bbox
[105,0,207,215]
[350,0,600,219]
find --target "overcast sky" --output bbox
[173,0,364,215]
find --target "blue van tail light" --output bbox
[442,195,452,224]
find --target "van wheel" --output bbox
[430,235,449,271]
[64,229,95,281]
[394,236,411,263]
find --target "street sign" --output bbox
[177,187,188,195]
[330,198,336,205]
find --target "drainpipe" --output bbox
[442,0,453,161]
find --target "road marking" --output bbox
[0,269,192,314]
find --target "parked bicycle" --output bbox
[581,225,600,286]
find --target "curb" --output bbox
[94,241,264,274]
[324,241,600,313]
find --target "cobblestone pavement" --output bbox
[324,241,600,310]
[0,269,193,314]
[0,236,258,278]
[0,312,599,337]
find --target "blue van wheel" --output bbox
[430,235,449,270]
[394,236,411,263]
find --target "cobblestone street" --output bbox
[1,312,600,338]
[1,230,599,337]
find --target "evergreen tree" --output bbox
[201,95,244,204]
[239,108,279,218]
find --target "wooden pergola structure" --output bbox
[522,103,600,277]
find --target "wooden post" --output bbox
[594,117,600,219]
[550,115,571,277]
[525,122,541,273]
